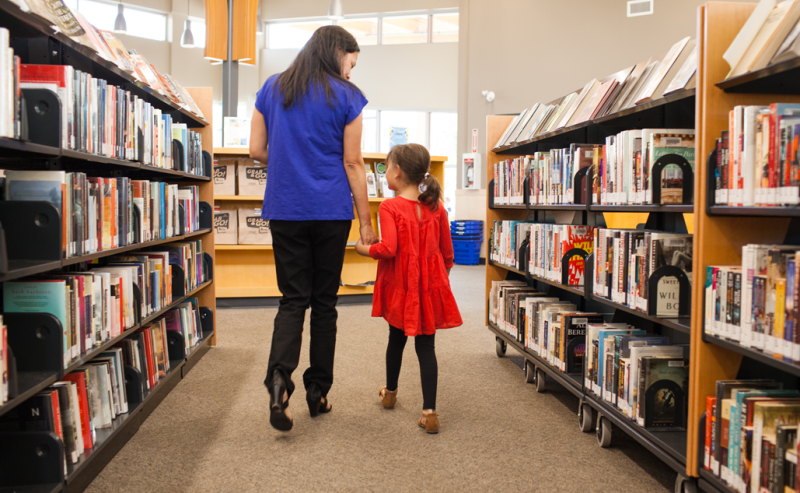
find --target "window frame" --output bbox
[264,8,458,49]
[67,0,168,41]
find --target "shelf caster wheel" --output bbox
[495,338,507,357]
[674,474,697,493]
[535,369,546,393]
[524,362,535,384]
[596,416,612,448]
[578,403,594,433]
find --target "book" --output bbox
[635,37,694,104]
[664,45,699,95]
[636,356,689,428]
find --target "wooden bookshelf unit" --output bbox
[214,151,447,300]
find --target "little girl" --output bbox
[355,143,462,434]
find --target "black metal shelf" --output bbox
[488,204,528,210]
[487,259,527,278]
[494,88,696,155]
[486,321,583,397]
[708,206,800,217]
[589,205,694,213]
[583,393,687,472]
[0,372,59,420]
[0,260,64,283]
[529,273,586,297]
[586,292,691,334]
[698,468,732,493]
[140,279,213,326]
[716,56,800,94]
[62,228,212,267]
[0,483,63,493]
[59,150,210,182]
[702,333,800,378]
[529,204,588,211]
[64,361,185,484]
[0,137,61,157]
[0,0,208,128]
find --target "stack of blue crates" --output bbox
[450,220,483,265]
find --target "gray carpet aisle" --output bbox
[86,265,675,492]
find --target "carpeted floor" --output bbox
[86,265,676,492]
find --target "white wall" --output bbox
[261,0,458,20]
[259,43,458,111]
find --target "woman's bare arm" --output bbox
[343,113,377,245]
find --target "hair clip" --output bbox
[418,182,428,193]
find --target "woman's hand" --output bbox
[360,224,378,246]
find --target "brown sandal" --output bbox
[418,409,439,434]
[378,386,397,409]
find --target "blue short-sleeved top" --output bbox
[255,74,368,221]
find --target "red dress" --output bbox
[369,196,462,336]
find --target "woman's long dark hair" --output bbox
[276,25,363,109]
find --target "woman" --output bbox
[249,26,377,432]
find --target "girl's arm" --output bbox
[438,204,455,274]
[366,204,397,259]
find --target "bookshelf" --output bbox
[484,54,698,487]
[0,4,217,491]
[486,4,800,492]
[689,4,800,491]
[213,150,447,300]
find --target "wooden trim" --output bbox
[214,147,250,156]
[232,0,258,62]
[214,195,262,201]
[203,0,228,61]
[185,87,217,347]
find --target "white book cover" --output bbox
[742,106,769,206]
[731,0,793,78]
[724,0,778,72]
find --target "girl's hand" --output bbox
[354,238,371,257]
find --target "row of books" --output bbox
[491,128,696,207]
[592,229,693,318]
[214,207,272,245]
[2,170,201,258]
[704,379,800,493]
[17,63,203,173]
[2,238,208,369]
[214,159,267,197]
[714,103,800,207]
[0,302,203,467]
[489,280,689,429]
[724,0,800,81]
[489,221,594,286]
[704,244,800,364]
[7,0,204,118]
[493,36,697,150]
[366,162,394,199]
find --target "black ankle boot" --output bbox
[306,383,332,418]
[267,370,292,431]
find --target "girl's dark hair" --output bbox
[387,143,442,211]
[276,26,363,109]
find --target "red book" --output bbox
[705,396,715,471]
[138,328,156,388]
[62,372,93,448]
[48,389,63,441]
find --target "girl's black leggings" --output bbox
[385,325,438,410]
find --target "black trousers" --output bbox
[265,219,351,399]
[386,325,438,410]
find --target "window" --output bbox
[431,14,459,43]
[379,110,428,152]
[65,0,167,41]
[187,18,206,49]
[267,20,332,49]
[362,109,378,152]
[429,112,457,218]
[338,17,378,46]
[381,15,428,45]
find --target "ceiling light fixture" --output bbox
[328,0,344,20]
[113,1,127,34]
[181,1,195,48]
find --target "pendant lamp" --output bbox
[181,2,195,48]
[113,2,127,34]
[328,0,344,20]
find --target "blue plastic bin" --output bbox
[452,238,482,265]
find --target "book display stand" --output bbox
[0,5,218,491]
[486,3,800,492]
[212,150,448,302]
